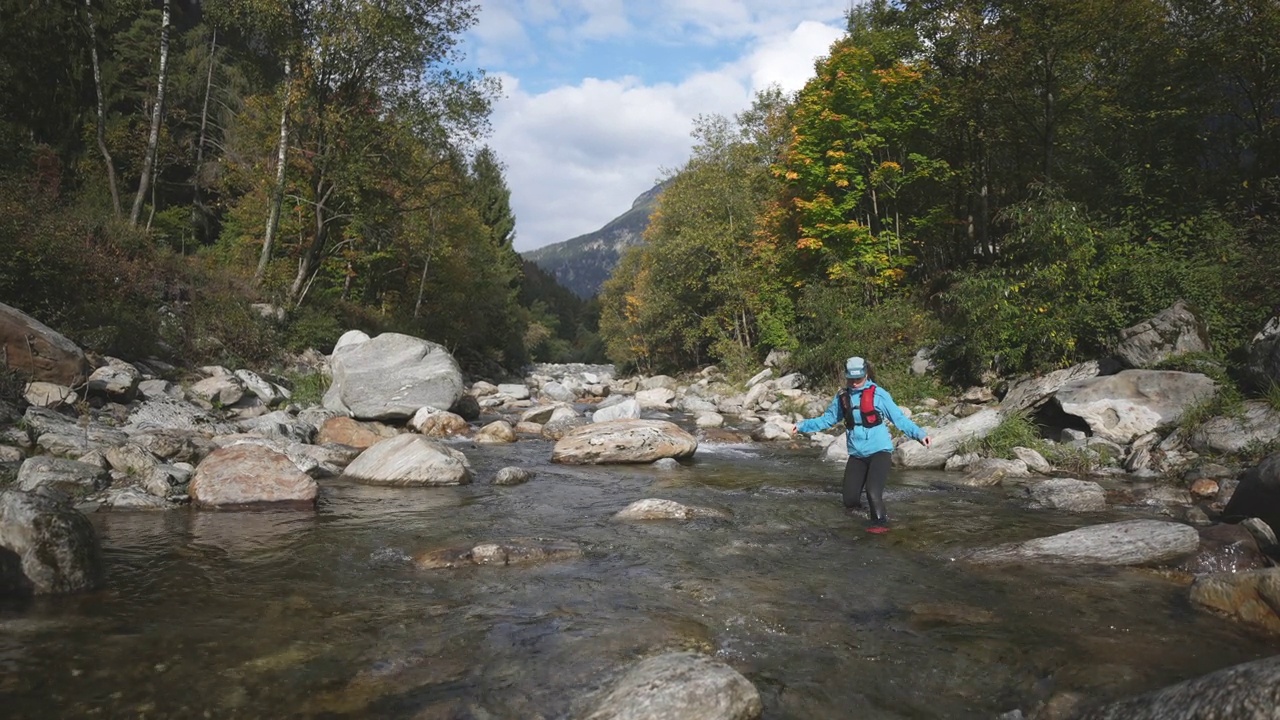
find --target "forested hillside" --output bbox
[600,0,1280,388]
[0,0,593,375]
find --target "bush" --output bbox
[791,288,940,393]
[957,412,1046,459]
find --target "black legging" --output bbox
[842,451,892,522]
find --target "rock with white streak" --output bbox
[582,651,762,720]
[964,520,1198,566]
[894,409,1004,469]
[344,434,472,487]
[323,332,465,421]
[1025,478,1107,512]
[1053,370,1216,444]
[234,369,290,406]
[592,398,642,423]
[189,445,318,507]
[552,420,698,465]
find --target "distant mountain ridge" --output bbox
[521,182,666,299]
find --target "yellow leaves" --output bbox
[785,171,799,181]
[797,237,824,250]
[835,179,850,188]
[878,160,901,172]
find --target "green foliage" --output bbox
[933,190,1128,383]
[1177,388,1244,435]
[956,412,1046,459]
[1264,382,1280,413]
[1043,444,1099,476]
[0,365,26,408]
[283,370,329,407]
[791,290,938,388]
[1153,352,1233,387]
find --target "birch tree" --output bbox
[129,0,171,227]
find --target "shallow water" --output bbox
[2,431,1277,719]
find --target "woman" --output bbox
[787,356,931,533]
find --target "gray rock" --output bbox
[497,383,531,400]
[1114,300,1210,369]
[764,348,791,369]
[1054,370,1216,444]
[15,456,110,498]
[1188,401,1280,455]
[95,486,173,510]
[745,369,773,388]
[592,398,642,423]
[136,378,181,401]
[234,369,290,406]
[909,347,935,376]
[958,458,1030,487]
[775,373,805,390]
[323,332,464,421]
[583,651,762,720]
[0,302,89,386]
[1012,446,1052,474]
[1001,361,1116,414]
[695,412,725,429]
[124,397,232,435]
[542,416,589,441]
[639,375,678,391]
[0,489,104,595]
[414,538,583,569]
[679,396,720,414]
[493,467,533,486]
[87,357,141,401]
[1223,451,1280,539]
[23,382,75,408]
[237,410,315,444]
[552,420,698,465]
[1026,478,1106,512]
[520,404,564,425]
[964,520,1199,566]
[331,329,370,353]
[894,408,1004,469]
[944,452,980,472]
[1241,517,1278,548]
[408,407,469,437]
[189,375,245,407]
[475,420,516,444]
[635,387,676,409]
[614,498,728,521]
[344,434,472,487]
[1068,653,1280,719]
[1245,315,1280,392]
[540,381,577,403]
[1061,428,1088,442]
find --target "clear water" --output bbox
[2,433,1276,719]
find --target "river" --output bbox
[2,431,1276,719]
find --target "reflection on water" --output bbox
[2,430,1277,719]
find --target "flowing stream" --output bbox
[2,430,1277,719]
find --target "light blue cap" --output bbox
[845,356,867,379]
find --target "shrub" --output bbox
[283,370,329,407]
[956,412,1046,459]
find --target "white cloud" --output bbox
[476,5,849,252]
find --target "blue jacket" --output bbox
[797,381,926,457]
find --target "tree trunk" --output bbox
[130,0,171,227]
[414,209,437,318]
[287,173,330,306]
[256,58,291,286]
[191,27,217,237]
[84,0,120,217]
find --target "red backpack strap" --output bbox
[859,386,881,426]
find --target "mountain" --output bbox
[521,182,665,299]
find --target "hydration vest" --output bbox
[839,386,882,428]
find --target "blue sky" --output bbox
[462,0,851,252]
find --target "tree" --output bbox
[470,146,515,249]
[129,0,171,226]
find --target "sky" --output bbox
[461,1,852,253]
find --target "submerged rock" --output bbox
[614,498,729,521]
[1025,478,1107,512]
[1189,568,1280,636]
[964,520,1199,566]
[414,538,582,569]
[492,467,533,486]
[1068,653,1280,719]
[582,651,762,720]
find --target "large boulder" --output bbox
[343,434,472,487]
[1000,360,1117,414]
[1114,300,1210,369]
[0,302,90,387]
[0,489,104,595]
[189,445,319,507]
[964,520,1199,566]
[1187,401,1280,455]
[894,408,1004,469]
[1068,653,1280,720]
[1053,370,1216,444]
[582,651,762,720]
[1222,451,1280,535]
[323,333,464,421]
[1024,478,1106,512]
[1245,315,1280,391]
[551,420,698,465]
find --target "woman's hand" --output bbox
[921,436,932,448]
[786,423,799,435]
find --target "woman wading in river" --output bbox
[787,356,931,533]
